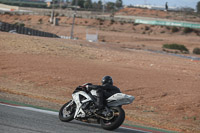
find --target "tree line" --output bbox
[56,0,123,11]
[0,0,123,11]
[197,1,200,13]
[0,0,47,8]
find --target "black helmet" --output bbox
[101,76,113,85]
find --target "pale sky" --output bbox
[45,0,200,9]
[94,0,199,9]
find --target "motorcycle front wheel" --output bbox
[100,106,125,130]
[59,100,76,122]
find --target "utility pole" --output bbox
[103,0,105,14]
[60,0,61,13]
[70,0,78,39]
[50,0,55,24]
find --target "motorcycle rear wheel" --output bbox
[59,100,76,122]
[100,106,125,130]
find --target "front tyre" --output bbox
[59,100,76,122]
[100,106,125,130]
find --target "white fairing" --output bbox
[107,93,135,107]
[72,91,92,118]
[72,91,134,119]
[90,90,97,96]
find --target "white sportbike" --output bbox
[59,85,134,130]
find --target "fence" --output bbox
[135,19,200,29]
[0,21,60,38]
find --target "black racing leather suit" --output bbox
[87,84,121,109]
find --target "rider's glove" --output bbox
[85,85,89,92]
[81,85,89,92]
[86,85,93,92]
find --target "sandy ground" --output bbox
[0,11,200,132]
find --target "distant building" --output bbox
[46,0,60,7]
[46,1,51,7]
[46,0,72,8]
[134,5,179,11]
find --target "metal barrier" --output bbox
[135,19,200,29]
[0,21,60,38]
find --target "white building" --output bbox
[134,5,179,11]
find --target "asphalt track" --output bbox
[0,103,151,133]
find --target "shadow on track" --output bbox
[67,120,141,133]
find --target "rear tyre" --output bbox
[59,100,76,122]
[100,106,125,130]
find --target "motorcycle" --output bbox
[59,84,135,130]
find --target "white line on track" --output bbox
[0,103,151,133]
[0,103,58,116]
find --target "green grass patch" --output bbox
[193,47,200,55]
[183,27,194,34]
[163,43,189,53]
[171,27,179,33]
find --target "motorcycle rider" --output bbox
[84,76,121,112]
